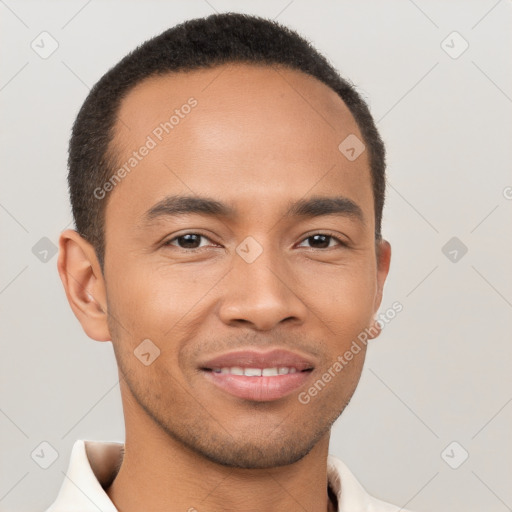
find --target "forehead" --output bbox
[114,63,360,138]
[105,63,373,229]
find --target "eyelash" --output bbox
[163,232,348,251]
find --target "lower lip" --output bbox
[201,370,313,402]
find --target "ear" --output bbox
[368,238,391,340]
[57,229,111,342]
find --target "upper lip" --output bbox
[199,348,316,371]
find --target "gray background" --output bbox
[1,0,511,511]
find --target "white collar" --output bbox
[45,439,410,512]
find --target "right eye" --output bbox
[163,233,219,251]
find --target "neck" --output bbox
[105,403,336,512]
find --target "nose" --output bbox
[217,243,308,331]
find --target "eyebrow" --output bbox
[142,194,364,225]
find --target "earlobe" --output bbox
[371,239,392,334]
[367,317,383,341]
[57,229,111,342]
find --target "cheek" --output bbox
[105,258,223,344]
[296,258,378,332]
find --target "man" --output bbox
[49,12,411,512]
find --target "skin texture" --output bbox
[58,63,391,512]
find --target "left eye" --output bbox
[297,233,345,249]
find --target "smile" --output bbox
[210,366,307,376]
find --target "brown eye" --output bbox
[298,233,345,249]
[165,233,211,249]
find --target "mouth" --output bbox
[198,348,315,402]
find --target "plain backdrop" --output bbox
[1,1,511,511]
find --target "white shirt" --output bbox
[45,440,413,512]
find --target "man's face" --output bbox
[101,63,390,468]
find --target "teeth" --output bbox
[244,367,262,376]
[212,367,300,376]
